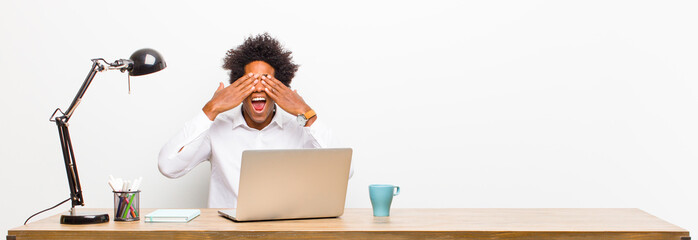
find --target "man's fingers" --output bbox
[231,73,254,88]
[260,78,278,97]
[236,77,258,92]
[261,75,285,93]
[229,85,254,104]
[264,87,279,100]
[238,84,255,99]
[271,76,288,89]
[266,75,281,87]
[261,79,277,94]
[244,84,255,96]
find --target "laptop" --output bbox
[218,148,352,222]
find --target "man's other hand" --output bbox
[260,74,316,126]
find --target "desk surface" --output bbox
[8,208,690,240]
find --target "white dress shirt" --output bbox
[158,106,334,208]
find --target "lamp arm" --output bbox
[62,60,104,120]
[49,59,104,209]
[54,118,83,209]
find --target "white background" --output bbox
[2,0,697,235]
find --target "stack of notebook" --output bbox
[144,209,201,223]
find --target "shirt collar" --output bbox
[229,105,286,130]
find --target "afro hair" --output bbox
[222,33,299,87]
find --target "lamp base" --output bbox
[60,211,109,224]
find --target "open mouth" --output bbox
[251,97,266,112]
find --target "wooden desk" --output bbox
[7,208,690,240]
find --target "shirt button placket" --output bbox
[256,131,263,147]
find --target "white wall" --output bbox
[2,0,697,235]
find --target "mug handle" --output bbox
[394,186,400,196]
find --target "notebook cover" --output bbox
[145,209,201,223]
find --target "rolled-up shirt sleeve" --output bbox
[302,119,333,148]
[302,119,354,178]
[158,111,213,179]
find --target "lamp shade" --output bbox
[128,48,167,76]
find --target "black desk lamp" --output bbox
[48,48,166,224]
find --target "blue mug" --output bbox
[369,184,400,217]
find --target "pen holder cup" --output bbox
[113,190,140,221]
